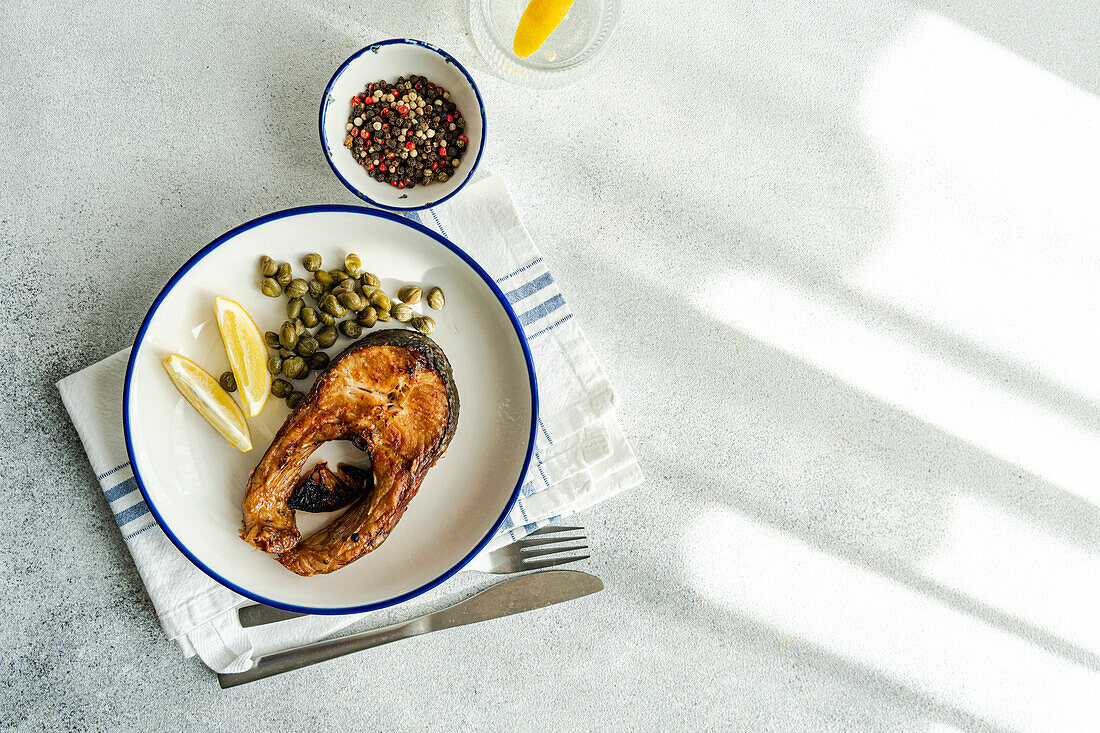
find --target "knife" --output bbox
[238,603,304,628]
[218,569,604,688]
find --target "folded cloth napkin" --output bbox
[57,173,643,673]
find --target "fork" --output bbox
[465,525,589,573]
[237,525,589,628]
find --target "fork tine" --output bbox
[520,544,588,559]
[517,535,586,548]
[521,554,590,571]
[528,525,584,536]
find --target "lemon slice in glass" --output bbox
[513,0,576,58]
[163,355,253,452]
[213,296,271,417]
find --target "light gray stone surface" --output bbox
[3,0,1099,730]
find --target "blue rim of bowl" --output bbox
[123,204,538,615]
[319,39,487,212]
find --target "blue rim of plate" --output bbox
[319,39,487,212]
[123,204,537,615]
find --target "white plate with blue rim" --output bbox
[124,206,536,614]
[320,39,487,211]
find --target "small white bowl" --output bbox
[320,40,486,211]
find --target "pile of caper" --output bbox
[258,252,445,409]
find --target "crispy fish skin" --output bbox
[239,329,458,574]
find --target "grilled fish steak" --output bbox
[240,329,459,575]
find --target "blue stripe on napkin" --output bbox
[115,500,150,527]
[96,461,130,481]
[527,314,573,341]
[123,524,157,541]
[428,209,447,237]
[496,258,544,284]
[503,272,554,304]
[518,294,565,327]
[104,477,138,502]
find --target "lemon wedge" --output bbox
[163,355,253,452]
[513,0,576,58]
[213,297,271,417]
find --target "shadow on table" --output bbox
[569,196,1100,720]
[905,0,1100,97]
[538,2,1100,724]
[582,259,1100,727]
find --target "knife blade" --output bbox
[238,603,302,628]
[218,570,603,688]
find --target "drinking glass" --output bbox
[468,0,621,88]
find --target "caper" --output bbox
[267,356,283,375]
[279,347,292,359]
[260,278,281,297]
[391,303,413,322]
[339,320,362,339]
[296,335,319,357]
[293,318,306,336]
[260,255,278,277]
[329,269,349,282]
[271,379,292,398]
[300,307,318,328]
[307,279,325,300]
[286,298,303,320]
[219,371,237,392]
[427,287,445,310]
[410,315,435,335]
[320,294,347,318]
[398,286,422,305]
[275,262,293,286]
[264,331,281,349]
[375,306,392,322]
[332,278,356,296]
[286,391,305,410]
[315,325,338,348]
[318,312,335,326]
[369,291,391,311]
[308,352,330,370]
[361,286,381,302]
[314,270,336,287]
[279,322,299,350]
[283,356,307,380]
[357,307,377,328]
[344,253,362,278]
[303,253,322,272]
[338,291,365,312]
[361,272,381,288]
[286,278,309,299]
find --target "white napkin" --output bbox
[57,173,643,673]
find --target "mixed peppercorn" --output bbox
[343,75,469,189]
